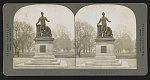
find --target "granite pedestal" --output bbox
[77,38,128,69]
[15,37,67,68]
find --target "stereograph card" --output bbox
[3,3,147,76]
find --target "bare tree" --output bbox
[113,24,131,39]
[53,24,72,52]
[75,21,96,57]
[113,24,135,53]
[13,21,35,57]
[13,21,22,57]
[114,33,134,53]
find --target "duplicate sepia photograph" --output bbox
[75,4,136,69]
[13,4,136,69]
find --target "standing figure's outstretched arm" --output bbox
[45,17,50,22]
[106,17,111,22]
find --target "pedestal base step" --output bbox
[76,60,129,69]
[24,59,60,65]
[95,56,116,60]
[92,59,119,63]
[35,53,54,56]
[33,55,55,59]
[96,53,115,56]
[14,59,67,69]
[85,60,121,66]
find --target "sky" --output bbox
[14,4,74,39]
[75,4,136,40]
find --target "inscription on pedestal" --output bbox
[40,45,46,52]
[101,46,107,53]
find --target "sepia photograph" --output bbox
[13,4,75,69]
[75,4,137,69]
[3,3,148,76]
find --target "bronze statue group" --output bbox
[36,12,113,38]
[97,12,113,38]
[36,12,52,37]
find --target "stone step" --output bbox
[96,53,115,56]
[25,59,60,65]
[95,56,116,60]
[33,55,55,59]
[92,59,119,63]
[86,60,122,66]
[35,53,54,56]
[31,58,58,63]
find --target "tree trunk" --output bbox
[83,46,85,54]
[78,49,82,58]
[14,47,17,55]
[86,48,87,53]
[27,48,31,53]
[17,50,19,57]
[89,47,90,53]
[22,47,24,53]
